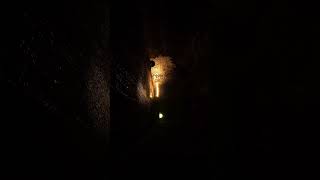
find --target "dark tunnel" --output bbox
[2,0,319,179]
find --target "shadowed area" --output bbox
[2,0,318,179]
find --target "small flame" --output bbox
[155,82,160,98]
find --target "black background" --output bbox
[2,0,318,179]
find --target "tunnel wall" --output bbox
[2,1,111,178]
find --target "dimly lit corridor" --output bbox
[2,0,318,179]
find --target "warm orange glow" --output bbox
[155,82,160,97]
[148,69,154,99]
[149,56,175,99]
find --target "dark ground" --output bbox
[1,0,319,179]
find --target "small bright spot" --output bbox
[159,112,164,119]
